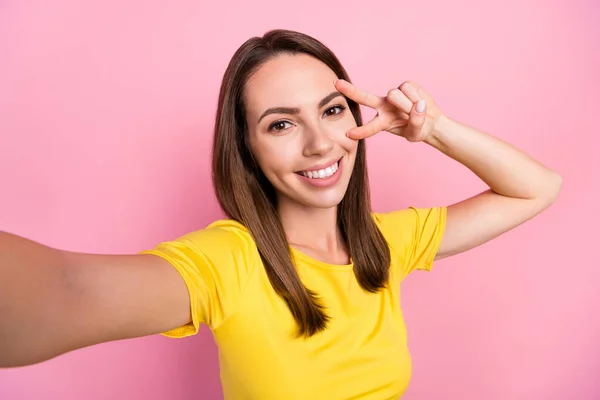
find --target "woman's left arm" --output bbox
[424,115,562,259]
[335,79,562,260]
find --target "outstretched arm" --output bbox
[335,79,562,259]
[0,232,191,367]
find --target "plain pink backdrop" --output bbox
[1,0,598,399]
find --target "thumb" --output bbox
[404,99,427,141]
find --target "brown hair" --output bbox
[212,29,391,337]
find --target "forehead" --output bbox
[243,53,338,118]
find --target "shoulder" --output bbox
[177,219,256,253]
[372,207,419,227]
[372,206,447,255]
[147,218,260,278]
[372,206,444,232]
[142,219,260,333]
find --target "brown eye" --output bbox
[323,105,345,117]
[268,121,292,132]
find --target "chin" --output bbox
[298,192,347,209]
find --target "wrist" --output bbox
[424,114,451,148]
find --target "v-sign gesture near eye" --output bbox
[335,78,562,260]
[335,79,443,141]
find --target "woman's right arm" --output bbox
[0,231,191,368]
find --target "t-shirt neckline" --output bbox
[289,246,354,271]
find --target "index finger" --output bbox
[347,115,385,140]
[335,79,382,109]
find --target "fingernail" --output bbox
[416,99,426,113]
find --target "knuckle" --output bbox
[399,81,411,91]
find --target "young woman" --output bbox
[0,29,561,399]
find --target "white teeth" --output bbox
[301,161,339,179]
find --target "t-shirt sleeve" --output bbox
[139,223,256,338]
[373,206,447,280]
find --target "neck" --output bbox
[277,199,344,254]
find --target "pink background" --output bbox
[1,0,598,399]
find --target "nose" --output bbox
[302,123,335,157]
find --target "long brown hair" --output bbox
[212,29,391,337]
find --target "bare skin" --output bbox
[0,53,561,368]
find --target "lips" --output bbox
[299,160,339,179]
[295,157,344,188]
[296,157,342,179]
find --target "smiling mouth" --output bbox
[295,158,341,179]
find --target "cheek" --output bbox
[250,136,297,176]
[335,131,359,154]
[330,113,358,148]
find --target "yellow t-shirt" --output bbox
[141,206,446,399]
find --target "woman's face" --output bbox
[244,53,359,210]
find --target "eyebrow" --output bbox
[257,91,344,123]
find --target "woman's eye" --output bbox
[268,120,292,132]
[323,105,346,117]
